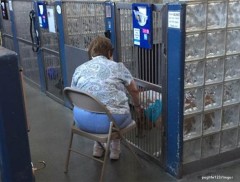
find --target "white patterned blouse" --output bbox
[71,55,133,114]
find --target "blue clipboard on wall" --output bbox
[132,3,153,49]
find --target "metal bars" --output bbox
[115,3,165,163]
[11,0,41,86]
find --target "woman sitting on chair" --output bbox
[71,36,141,160]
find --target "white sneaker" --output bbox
[110,139,121,160]
[93,142,105,158]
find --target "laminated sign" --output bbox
[132,3,153,49]
[37,1,48,29]
[1,0,8,20]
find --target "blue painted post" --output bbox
[104,1,118,61]
[166,3,186,178]
[0,47,33,182]
[33,1,47,92]
[55,0,68,88]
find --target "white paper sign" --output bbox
[168,11,180,29]
[8,0,13,11]
[47,7,56,33]
[134,28,140,40]
[106,5,111,18]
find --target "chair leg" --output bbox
[99,140,110,182]
[64,130,74,173]
[99,122,113,182]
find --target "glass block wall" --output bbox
[183,0,240,164]
[62,2,105,49]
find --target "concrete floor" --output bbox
[25,83,240,182]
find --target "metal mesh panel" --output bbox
[2,36,14,51]
[41,29,59,52]
[36,2,61,99]
[43,51,63,100]
[1,19,12,36]
[13,1,33,41]
[62,1,105,49]
[12,0,41,86]
[18,42,40,86]
[183,0,240,164]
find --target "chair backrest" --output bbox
[63,87,117,125]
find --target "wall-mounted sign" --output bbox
[168,11,181,29]
[132,3,153,49]
[37,1,48,29]
[1,0,8,20]
[47,7,56,33]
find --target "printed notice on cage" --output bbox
[47,7,56,33]
[168,11,180,29]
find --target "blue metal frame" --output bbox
[33,1,47,92]
[104,1,118,61]
[166,3,186,178]
[55,0,68,89]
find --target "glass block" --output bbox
[204,84,223,109]
[207,1,227,29]
[228,1,240,27]
[185,32,206,61]
[206,30,226,58]
[225,55,240,80]
[203,109,221,135]
[223,80,240,105]
[184,114,202,140]
[186,3,206,31]
[221,128,238,152]
[222,105,239,129]
[202,133,220,158]
[226,29,240,55]
[185,61,204,87]
[184,87,204,114]
[183,139,201,163]
[67,18,78,34]
[205,58,224,84]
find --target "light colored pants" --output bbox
[73,106,132,134]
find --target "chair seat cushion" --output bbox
[73,106,132,134]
